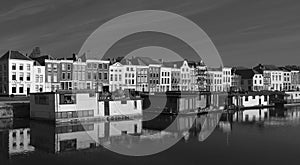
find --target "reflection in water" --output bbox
[1,106,300,162]
[0,119,34,160]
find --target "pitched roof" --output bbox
[163,61,184,68]
[0,50,32,61]
[235,69,255,79]
[128,57,161,66]
[254,64,280,71]
[30,55,55,66]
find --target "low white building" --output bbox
[0,51,34,96]
[232,94,269,108]
[30,91,142,122]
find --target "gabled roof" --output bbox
[0,50,32,61]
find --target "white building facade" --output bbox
[160,67,171,92]
[33,65,45,92]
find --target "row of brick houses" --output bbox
[2,48,300,96]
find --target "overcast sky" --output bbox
[1,0,300,67]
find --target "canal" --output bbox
[1,106,300,165]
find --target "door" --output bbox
[104,101,110,116]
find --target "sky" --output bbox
[1,0,300,67]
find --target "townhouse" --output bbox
[148,64,161,93]
[0,51,34,96]
[33,64,45,92]
[234,69,263,92]
[84,59,109,91]
[179,60,192,91]
[222,67,232,92]
[123,64,137,91]
[72,58,87,90]
[136,65,149,92]
[279,67,292,91]
[195,61,207,91]
[45,59,60,92]
[207,68,223,92]
[109,62,125,92]
[254,64,283,91]
[160,66,171,92]
[59,60,73,90]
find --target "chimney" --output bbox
[72,53,78,61]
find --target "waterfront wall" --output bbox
[0,105,13,119]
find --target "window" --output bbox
[12,72,16,80]
[12,85,16,93]
[93,73,97,80]
[53,73,57,82]
[88,72,91,80]
[19,85,24,93]
[98,73,102,80]
[12,63,16,70]
[245,96,248,101]
[87,63,92,69]
[40,75,43,82]
[34,94,49,105]
[67,64,71,71]
[53,64,58,71]
[35,75,39,83]
[47,64,52,71]
[98,64,103,69]
[67,72,71,79]
[26,64,30,71]
[264,95,267,102]
[62,72,66,79]
[103,64,108,69]
[62,64,66,71]
[47,74,52,82]
[26,73,30,81]
[104,73,108,80]
[19,64,23,70]
[19,73,24,81]
[60,94,76,104]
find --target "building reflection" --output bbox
[0,119,34,160]
[30,119,142,153]
[231,106,300,126]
